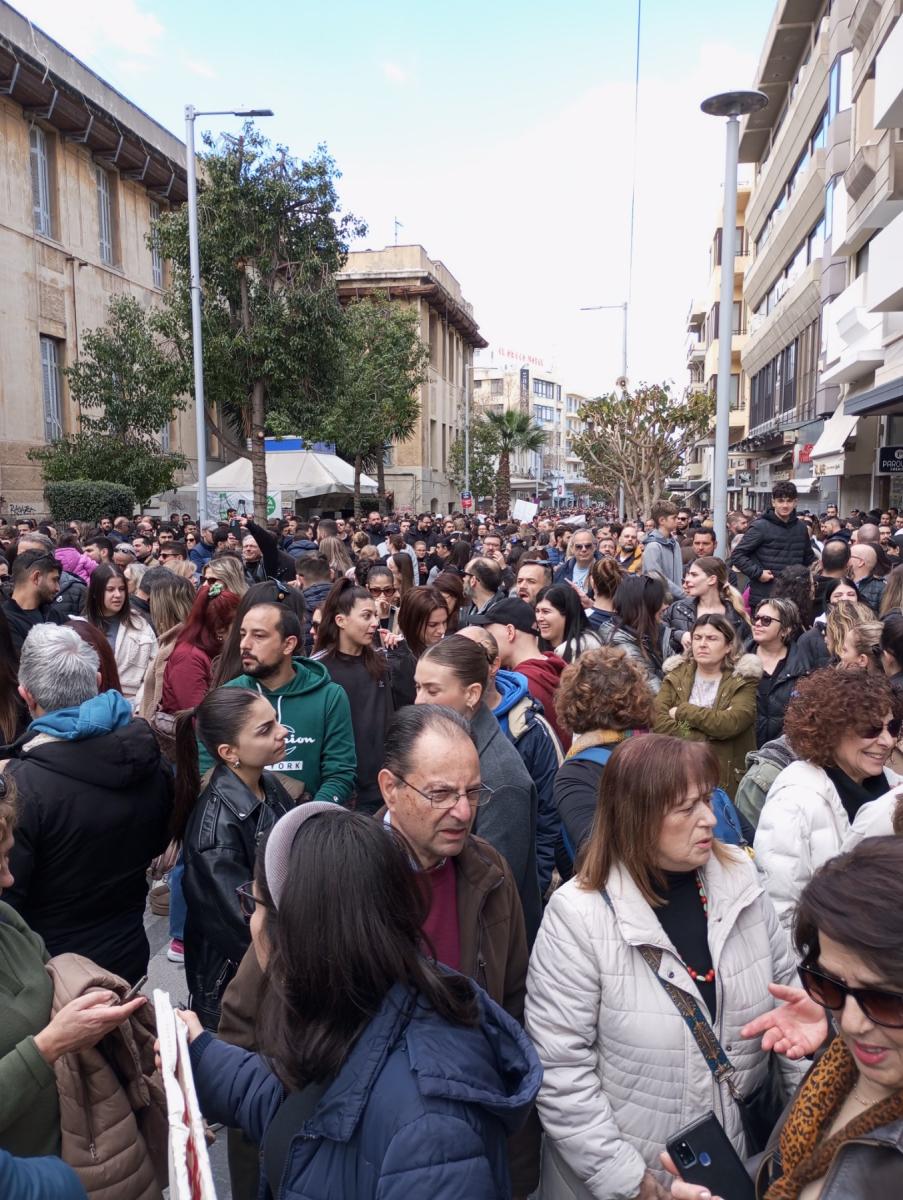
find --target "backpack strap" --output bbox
[568,745,613,767]
[263,1083,329,1197]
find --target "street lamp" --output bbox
[700,89,767,545]
[185,105,274,524]
[580,301,629,517]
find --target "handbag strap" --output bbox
[601,889,742,1100]
[262,1082,329,1197]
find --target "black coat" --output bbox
[730,509,815,606]
[4,718,172,982]
[51,573,86,622]
[182,764,293,1030]
[756,638,818,748]
[663,597,754,655]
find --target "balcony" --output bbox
[839,131,903,253]
[744,149,825,313]
[875,14,903,129]
[686,338,706,365]
[821,274,885,385]
[868,211,903,313]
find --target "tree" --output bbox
[447,418,499,507]
[29,296,188,505]
[322,298,429,516]
[572,383,715,518]
[153,126,365,516]
[483,409,547,517]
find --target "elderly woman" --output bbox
[553,646,654,867]
[526,734,804,1200]
[755,668,903,929]
[0,777,145,1158]
[669,837,903,1198]
[654,614,761,799]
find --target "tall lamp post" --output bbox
[185,104,274,524]
[700,90,767,545]
[580,301,629,518]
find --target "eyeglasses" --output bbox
[800,964,903,1029]
[236,881,270,922]
[395,775,493,811]
[753,614,777,627]
[857,717,903,741]
[369,585,396,597]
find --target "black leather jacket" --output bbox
[182,764,294,1029]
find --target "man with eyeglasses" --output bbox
[553,528,597,594]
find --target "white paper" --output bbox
[511,499,539,522]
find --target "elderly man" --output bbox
[849,543,886,613]
[3,625,172,981]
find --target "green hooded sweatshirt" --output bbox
[198,658,356,804]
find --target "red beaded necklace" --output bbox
[684,871,715,985]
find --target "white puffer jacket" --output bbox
[843,784,903,849]
[113,616,158,704]
[754,761,899,929]
[524,849,803,1200]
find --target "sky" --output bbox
[12,0,774,396]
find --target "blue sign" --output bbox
[264,437,336,454]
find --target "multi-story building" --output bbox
[0,2,198,516]
[816,2,903,510]
[471,356,573,505]
[336,245,487,514]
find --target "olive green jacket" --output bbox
[652,653,763,798]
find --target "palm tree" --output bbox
[484,409,547,517]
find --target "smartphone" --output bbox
[666,1113,755,1200]
[117,974,148,1006]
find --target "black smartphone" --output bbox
[116,974,148,1006]
[666,1112,755,1200]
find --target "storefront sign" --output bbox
[796,443,814,465]
[812,457,844,478]
[878,446,903,474]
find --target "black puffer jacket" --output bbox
[182,764,294,1030]
[51,572,86,621]
[730,509,815,606]
[755,638,818,748]
[663,597,754,655]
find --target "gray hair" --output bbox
[18,532,54,553]
[19,625,100,711]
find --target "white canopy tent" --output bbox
[152,450,378,518]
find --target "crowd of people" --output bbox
[2,488,903,1199]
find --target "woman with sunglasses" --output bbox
[754,668,902,930]
[668,837,903,1199]
[752,598,817,747]
[173,686,292,1030]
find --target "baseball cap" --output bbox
[469,597,537,634]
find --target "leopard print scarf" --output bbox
[764,1036,903,1199]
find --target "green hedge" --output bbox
[45,480,137,523]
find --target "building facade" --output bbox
[731,0,903,513]
[0,2,199,517]
[336,245,487,514]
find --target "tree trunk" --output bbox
[250,379,267,518]
[497,449,510,518]
[354,454,362,519]
[376,452,386,516]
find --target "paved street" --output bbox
[145,904,234,1199]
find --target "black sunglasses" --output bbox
[236,881,270,922]
[800,964,903,1029]
[857,718,903,741]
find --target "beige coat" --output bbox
[46,953,167,1200]
[114,616,158,704]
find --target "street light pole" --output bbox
[184,104,274,525]
[701,90,767,545]
[579,301,629,517]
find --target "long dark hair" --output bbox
[397,586,448,659]
[67,618,123,692]
[536,582,592,662]
[0,606,23,743]
[84,563,140,629]
[212,581,307,687]
[772,564,815,630]
[172,687,262,840]
[389,552,414,598]
[255,812,479,1090]
[446,540,473,571]
[314,578,385,682]
[433,570,464,633]
[612,575,665,664]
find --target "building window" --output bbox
[30,127,53,237]
[160,423,171,453]
[96,166,114,264]
[732,301,744,335]
[533,404,555,423]
[730,374,741,410]
[40,337,63,442]
[490,378,503,396]
[532,378,558,400]
[149,199,164,288]
[829,53,852,119]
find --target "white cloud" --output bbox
[183,56,216,79]
[13,0,164,61]
[381,61,408,85]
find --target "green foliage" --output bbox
[152,125,366,513]
[44,480,136,523]
[573,383,715,517]
[447,418,500,505]
[483,409,547,517]
[321,298,429,513]
[28,296,188,505]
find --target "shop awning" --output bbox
[810,410,858,459]
[790,477,819,494]
[844,376,903,417]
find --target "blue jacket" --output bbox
[492,670,562,896]
[189,981,541,1200]
[189,540,214,569]
[552,554,597,588]
[0,1148,86,1199]
[27,691,132,741]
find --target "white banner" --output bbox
[155,989,217,1200]
[212,490,282,520]
[512,499,539,522]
